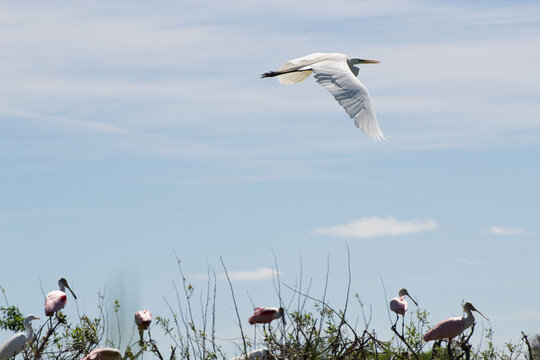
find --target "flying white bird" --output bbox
[262,52,384,141]
[0,314,39,360]
[261,53,385,141]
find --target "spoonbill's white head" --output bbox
[398,288,418,306]
[463,302,489,320]
[58,278,77,299]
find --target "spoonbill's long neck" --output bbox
[463,307,475,330]
[24,320,34,342]
[59,282,65,292]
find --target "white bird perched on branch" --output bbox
[262,52,384,141]
[0,314,39,360]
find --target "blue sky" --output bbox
[1,0,539,355]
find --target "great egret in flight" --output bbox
[262,52,384,141]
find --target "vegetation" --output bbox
[0,259,537,360]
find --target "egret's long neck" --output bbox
[346,61,360,77]
[463,308,475,330]
[24,320,35,342]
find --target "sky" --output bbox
[1,0,539,356]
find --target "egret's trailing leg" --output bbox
[261,69,312,79]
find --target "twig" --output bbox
[281,282,361,343]
[172,279,195,357]
[377,271,393,326]
[0,286,9,306]
[521,332,534,360]
[220,256,247,356]
[175,254,202,359]
[162,295,182,349]
[271,249,286,324]
[318,253,330,337]
[430,340,442,360]
[201,262,213,358]
[390,323,420,360]
[34,318,64,360]
[211,269,217,356]
[455,323,476,360]
[342,245,352,319]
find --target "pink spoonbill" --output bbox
[0,314,39,360]
[248,307,285,327]
[45,278,77,318]
[81,348,122,360]
[134,310,152,343]
[389,288,418,334]
[423,302,488,359]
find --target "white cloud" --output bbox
[489,226,529,235]
[194,267,279,282]
[312,216,438,238]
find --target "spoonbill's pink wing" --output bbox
[389,297,407,315]
[82,348,122,360]
[45,290,67,316]
[135,310,152,330]
[258,308,279,316]
[423,317,465,342]
[249,307,279,324]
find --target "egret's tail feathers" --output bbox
[278,70,312,84]
[261,69,312,84]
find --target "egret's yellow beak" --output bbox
[360,59,380,64]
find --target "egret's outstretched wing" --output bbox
[278,53,334,72]
[312,61,385,141]
[276,53,344,85]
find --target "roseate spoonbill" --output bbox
[81,348,122,360]
[261,52,384,140]
[389,288,418,334]
[248,307,285,326]
[423,302,489,360]
[0,314,39,360]
[45,278,77,318]
[134,310,152,342]
[228,348,276,360]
